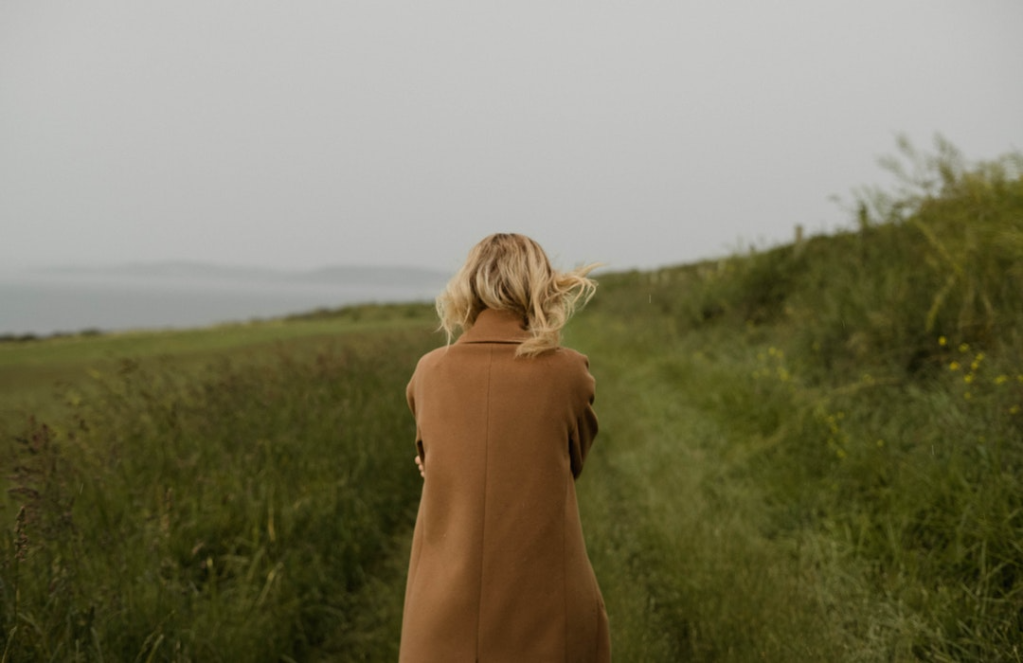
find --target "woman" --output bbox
[400,233,610,663]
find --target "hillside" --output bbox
[2,142,1021,661]
[573,140,1023,660]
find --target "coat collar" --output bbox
[458,308,532,345]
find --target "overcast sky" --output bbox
[2,1,1021,275]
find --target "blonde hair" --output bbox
[437,233,598,357]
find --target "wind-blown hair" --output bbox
[437,233,598,357]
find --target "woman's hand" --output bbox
[414,454,425,478]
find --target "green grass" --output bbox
[1,317,441,661]
[2,140,1021,661]
[0,303,435,415]
[567,140,1023,661]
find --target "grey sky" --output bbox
[2,1,1021,274]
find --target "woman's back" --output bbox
[400,308,609,663]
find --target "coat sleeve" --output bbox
[568,353,598,479]
[406,367,426,465]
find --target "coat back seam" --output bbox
[475,345,494,661]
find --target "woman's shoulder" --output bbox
[548,345,591,369]
[534,347,594,390]
[548,347,596,401]
[413,345,450,371]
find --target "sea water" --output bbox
[0,272,441,336]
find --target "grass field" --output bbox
[0,303,435,417]
[2,142,1021,661]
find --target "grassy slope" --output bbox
[573,291,904,660]
[2,146,1021,661]
[570,146,1023,661]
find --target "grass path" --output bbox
[326,312,870,661]
[566,312,870,662]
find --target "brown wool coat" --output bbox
[399,308,610,663]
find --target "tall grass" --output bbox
[576,139,1022,661]
[1,328,436,661]
[2,138,1020,661]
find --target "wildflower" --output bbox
[938,336,947,346]
[959,343,970,353]
[949,361,961,371]
[994,375,1009,385]
[876,439,885,448]
[964,374,974,384]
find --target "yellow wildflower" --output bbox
[964,374,974,384]
[994,375,1009,385]
[949,361,961,371]
[959,343,970,353]
[938,336,947,346]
